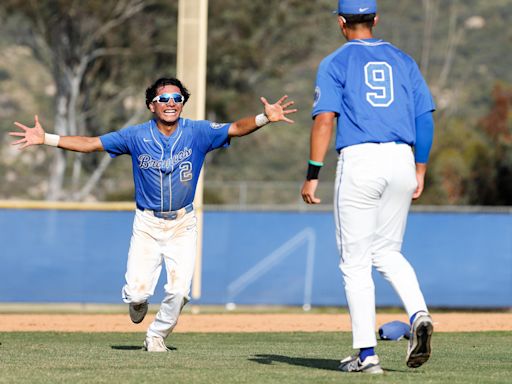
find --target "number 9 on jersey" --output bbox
[364,61,394,107]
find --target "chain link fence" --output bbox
[202,181,512,213]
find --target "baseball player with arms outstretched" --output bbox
[10,77,297,352]
[301,0,434,374]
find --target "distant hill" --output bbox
[0,0,510,205]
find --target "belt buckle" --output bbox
[164,211,178,220]
[154,210,177,220]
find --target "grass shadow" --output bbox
[111,345,143,351]
[111,345,177,351]
[249,354,339,371]
[250,354,410,373]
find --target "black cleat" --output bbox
[129,301,148,324]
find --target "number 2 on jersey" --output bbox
[364,62,394,107]
[179,161,193,182]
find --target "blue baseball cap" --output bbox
[337,0,377,15]
[378,321,411,341]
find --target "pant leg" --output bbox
[335,145,387,349]
[147,212,197,338]
[372,144,428,317]
[122,210,163,305]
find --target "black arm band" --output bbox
[306,163,322,180]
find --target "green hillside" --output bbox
[0,0,510,205]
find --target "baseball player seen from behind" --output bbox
[301,0,434,374]
[10,77,297,352]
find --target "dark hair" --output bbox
[340,13,376,29]
[145,77,191,109]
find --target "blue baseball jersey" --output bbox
[100,118,230,211]
[312,38,435,151]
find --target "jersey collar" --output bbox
[354,38,382,43]
[151,118,182,142]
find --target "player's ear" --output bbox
[338,15,348,37]
[337,15,346,28]
[149,102,155,113]
[373,14,379,27]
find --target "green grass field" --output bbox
[1,332,511,384]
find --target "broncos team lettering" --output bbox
[138,147,192,170]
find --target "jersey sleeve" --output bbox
[100,126,133,158]
[193,120,231,153]
[312,58,343,118]
[414,111,434,163]
[409,59,436,117]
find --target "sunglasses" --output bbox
[152,93,185,104]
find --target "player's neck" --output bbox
[345,28,373,41]
[156,120,179,136]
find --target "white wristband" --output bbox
[44,133,60,147]
[255,113,270,127]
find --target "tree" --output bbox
[206,0,331,118]
[1,0,178,200]
[203,0,335,185]
[472,84,512,205]
[2,0,511,206]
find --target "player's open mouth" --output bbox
[163,109,177,115]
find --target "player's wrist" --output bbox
[255,113,270,127]
[44,133,60,147]
[306,160,323,180]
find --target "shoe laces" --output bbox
[347,358,362,371]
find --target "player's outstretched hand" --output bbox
[261,95,298,124]
[301,179,321,204]
[10,115,45,149]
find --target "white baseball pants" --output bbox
[122,208,197,339]
[334,142,428,349]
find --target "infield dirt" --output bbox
[0,312,511,332]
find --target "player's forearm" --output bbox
[304,114,334,182]
[309,113,335,163]
[228,114,268,137]
[55,135,104,153]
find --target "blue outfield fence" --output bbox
[0,207,511,308]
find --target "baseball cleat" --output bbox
[129,301,148,324]
[143,336,169,352]
[338,354,383,374]
[406,311,433,368]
